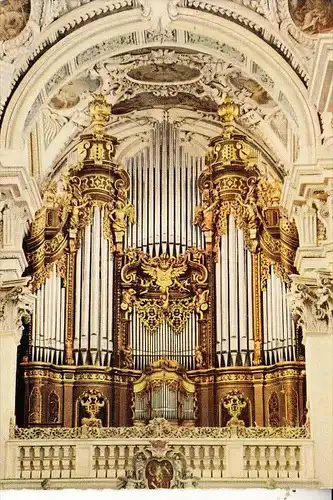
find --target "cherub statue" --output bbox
[195,345,204,369]
[194,288,209,319]
[193,200,218,232]
[121,288,136,317]
[110,200,135,233]
[122,345,134,369]
[236,178,262,244]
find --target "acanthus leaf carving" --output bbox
[0,284,34,337]
[290,276,333,334]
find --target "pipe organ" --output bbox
[19,95,306,430]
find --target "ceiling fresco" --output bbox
[0,0,30,41]
[36,45,293,169]
[49,75,101,110]
[227,71,274,106]
[288,0,333,34]
[112,92,218,115]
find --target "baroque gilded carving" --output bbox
[120,248,209,335]
[118,438,199,489]
[194,99,298,276]
[79,389,106,427]
[24,94,134,291]
[12,416,310,440]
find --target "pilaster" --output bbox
[282,164,333,277]
[0,281,35,479]
[0,153,42,281]
[289,275,333,487]
[0,61,14,108]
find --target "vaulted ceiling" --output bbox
[1,0,329,183]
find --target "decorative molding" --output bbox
[11,416,310,439]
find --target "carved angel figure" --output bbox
[195,346,204,369]
[193,200,218,232]
[194,288,209,318]
[121,288,136,314]
[122,345,134,369]
[110,200,135,233]
[236,179,262,242]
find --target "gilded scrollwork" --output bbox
[24,94,134,291]
[195,99,298,282]
[79,389,106,427]
[121,248,209,335]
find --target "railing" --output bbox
[3,420,316,488]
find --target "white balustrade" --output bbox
[4,437,315,486]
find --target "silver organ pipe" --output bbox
[100,208,108,363]
[237,226,247,365]
[247,251,254,357]
[129,309,199,370]
[126,121,204,254]
[263,267,296,363]
[216,216,253,367]
[229,216,238,364]
[73,207,114,365]
[74,246,82,364]
[31,264,64,363]
[81,224,91,364]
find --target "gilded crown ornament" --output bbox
[217,96,239,123]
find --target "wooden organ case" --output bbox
[18,96,306,430]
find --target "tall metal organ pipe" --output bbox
[262,266,296,364]
[31,264,65,364]
[73,206,114,366]
[125,121,204,254]
[125,121,204,370]
[216,216,253,367]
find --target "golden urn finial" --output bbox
[89,94,111,135]
[217,97,239,124]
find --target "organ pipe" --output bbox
[262,266,296,363]
[72,207,114,366]
[125,121,204,255]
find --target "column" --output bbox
[0,283,35,479]
[290,275,333,487]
